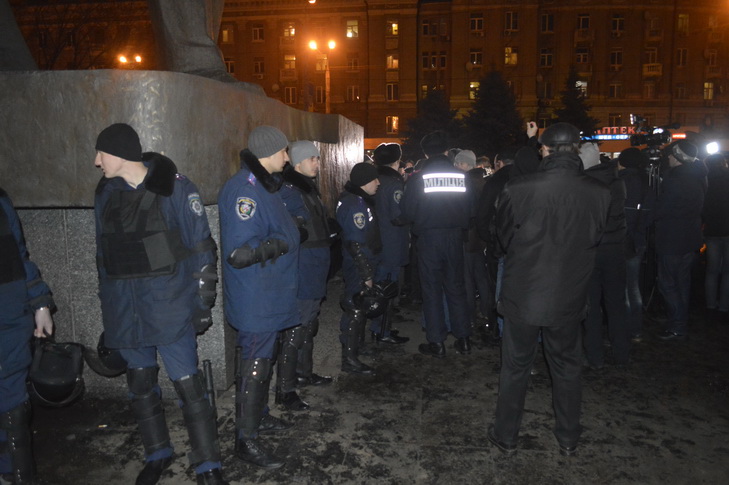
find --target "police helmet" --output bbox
[353,286,388,318]
[539,122,581,147]
[83,332,127,378]
[28,339,85,407]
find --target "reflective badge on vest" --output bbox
[237,197,256,221]
[422,173,466,193]
[188,193,204,216]
[353,212,366,229]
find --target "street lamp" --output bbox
[118,54,143,68]
[309,40,335,113]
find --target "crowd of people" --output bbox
[2,120,727,484]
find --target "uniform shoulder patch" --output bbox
[393,189,403,204]
[188,192,204,216]
[236,197,257,221]
[353,212,366,229]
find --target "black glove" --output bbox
[227,238,289,269]
[192,306,213,334]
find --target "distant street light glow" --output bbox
[134,55,142,63]
[118,55,127,63]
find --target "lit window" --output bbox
[283,22,295,38]
[221,28,234,44]
[284,86,297,104]
[283,54,296,70]
[314,54,327,71]
[346,20,359,38]
[704,82,714,100]
[469,81,480,100]
[576,80,588,97]
[505,47,518,65]
[386,83,399,101]
[386,54,399,69]
[388,21,399,36]
[386,116,399,134]
[677,14,689,35]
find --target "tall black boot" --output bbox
[173,373,227,485]
[275,327,309,411]
[341,310,375,375]
[0,401,34,484]
[234,358,285,469]
[296,319,332,387]
[127,367,173,485]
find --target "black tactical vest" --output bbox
[0,204,26,285]
[100,189,189,279]
[300,187,331,248]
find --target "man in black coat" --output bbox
[488,123,610,457]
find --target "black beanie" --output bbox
[373,143,402,166]
[420,131,449,157]
[350,162,379,186]
[618,147,648,169]
[95,123,142,161]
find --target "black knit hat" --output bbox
[350,162,379,186]
[420,131,449,157]
[618,147,648,168]
[373,143,402,166]
[95,123,142,161]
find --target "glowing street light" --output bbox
[309,40,336,113]
[118,54,143,67]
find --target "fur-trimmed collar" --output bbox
[142,152,177,196]
[376,164,402,181]
[240,149,284,193]
[344,180,375,206]
[283,165,317,194]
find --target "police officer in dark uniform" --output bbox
[219,126,300,469]
[0,188,55,484]
[400,131,472,357]
[93,123,227,485]
[276,140,334,411]
[337,162,381,375]
[371,143,409,344]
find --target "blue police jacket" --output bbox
[336,182,382,297]
[374,165,409,274]
[95,156,215,349]
[280,167,331,300]
[1,189,54,378]
[219,150,300,333]
[400,154,471,235]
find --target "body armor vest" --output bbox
[300,187,331,248]
[0,204,26,285]
[100,189,189,279]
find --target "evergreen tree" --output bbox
[401,89,462,162]
[554,67,600,137]
[460,70,523,158]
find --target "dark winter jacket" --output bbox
[702,164,729,238]
[219,149,300,333]
[464,167,488,253]
[654,161,707,255]
[584,161,627,247]
[620,167,656,253]
[374,165,409,271]
[496,151,610,327]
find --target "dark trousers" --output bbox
[626,248,645,337]
[494,318,582,447]
[464,248,491,323]
[417,230,471,342]
[583,245,630,366]
[657,252,697,335]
